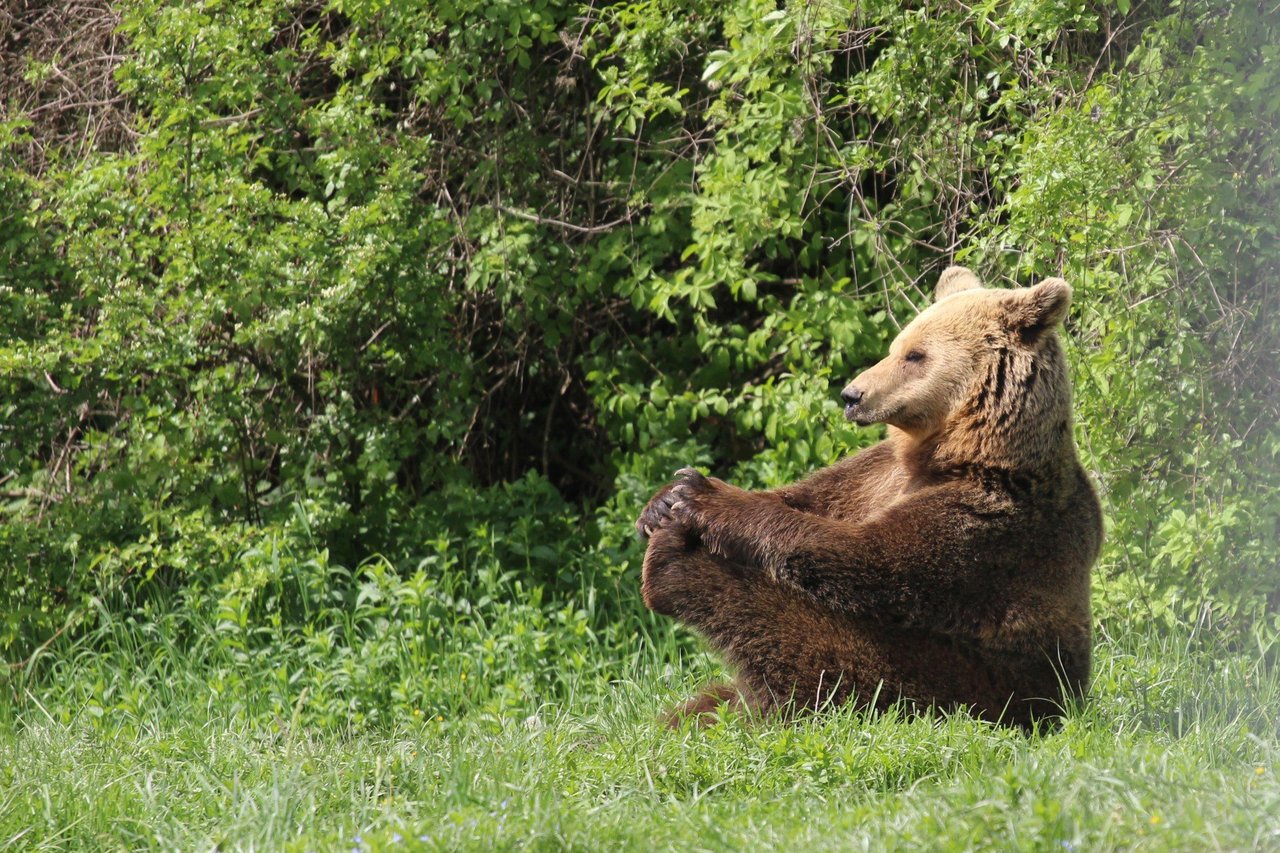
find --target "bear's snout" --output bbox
[841,385,869,422]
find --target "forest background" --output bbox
[1,0,1277,848]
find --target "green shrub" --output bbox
[1,0,1275,719]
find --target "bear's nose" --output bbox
[841,386,864,406]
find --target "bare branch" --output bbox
[495,204,638,235]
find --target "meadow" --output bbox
[4,611,1278,850]
[2,0,1277,849]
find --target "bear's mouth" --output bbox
[844,404,876,426]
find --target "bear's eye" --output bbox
[904,349,926,363]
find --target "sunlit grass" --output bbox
[2,621,1277,851]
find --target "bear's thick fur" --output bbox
[637,267,1102,729]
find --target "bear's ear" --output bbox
[1006,278,1072,337]
[936,266,983,301]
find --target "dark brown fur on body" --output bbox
[638,268,1102,729]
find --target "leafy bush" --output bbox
[1,0,1276,719]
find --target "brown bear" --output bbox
[636,267,1102,729]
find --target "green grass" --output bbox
[3,623,1278,851]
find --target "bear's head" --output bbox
[841,267,1074,466]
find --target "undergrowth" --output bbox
[2,617,1277,850]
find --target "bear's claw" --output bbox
[637,484,682,539]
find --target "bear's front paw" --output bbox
[673,468,712,502]
[636,482,680,539]
[672,466,708,489]
[668,466,729,542]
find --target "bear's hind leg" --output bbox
[662,681,747,728]
[643,525,871,718]
[643,526,1060,726]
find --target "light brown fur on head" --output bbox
[842,267,1074,474]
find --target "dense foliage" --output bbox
[1,0,1276,727]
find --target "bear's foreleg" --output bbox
[665,472,1020,635]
